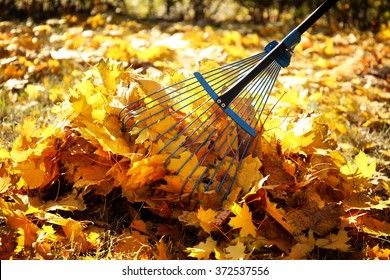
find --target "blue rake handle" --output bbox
[195,0,338,137]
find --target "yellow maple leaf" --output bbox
[167,151,206,179]
[0,176,11,194]
[340,151,376,178]
[286,231,315,259]
[126,154,167,188]
[315,229,351,252]
[237,155,262,193]
[0,198,39,248]
[223,240,249,260]
[186,237,217,260]
[14,228,25,254]
[228,202,257,237]
[368,244,390,260]
[197,207,217,234]
[96,59,122,92]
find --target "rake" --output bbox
[119,0,338,202]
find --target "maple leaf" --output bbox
[0,176,12,194]
[0,198,40,248]
[237,155,262,193]
[367,244,390,260]
[167,151,206,179]
[223,240,250,260]
[114,230,149,255]
[286,231,315,259]
[185,237,217,260]
[340,151,376,178]
[96,59,122,92]
[315,229,351,252]
[197,207,217,234]
[228,202,257,237]
[43,193,87,212]
[355,215,390,237]
[178,211,199,227]
[154,238,169,260]
[264,195,302,237]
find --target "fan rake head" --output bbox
[118,50,282,204]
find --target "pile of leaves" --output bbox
[0,14,389,260]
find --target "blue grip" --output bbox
[264,40,291,68]
[282,29,301,50]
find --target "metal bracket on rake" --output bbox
[193,72,257,137]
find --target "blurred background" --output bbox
[1,0,389,31]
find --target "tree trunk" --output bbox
[193,0,206,22]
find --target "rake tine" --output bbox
[157,57,266,153]
[159,101,218,155]
[120,79,202,130]
[196,62,281,196]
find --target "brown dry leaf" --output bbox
[154,238,169,260]
[130,220,148,234]
[264,194,302,237]
[114,230,149,256]
[178,211,200,227]
[355,215,390,237]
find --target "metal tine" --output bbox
[159,101,219,156]
[152,54,266,153]
[201,54,265,95]
[119,76,196,113]
[221,62,282,197]
[120,79,204,131]
[119,52,266,132]
[119,52,262,121]
[186,62,281,198]
[201,52,266,77]
[154,56,261,140]
[197,67,276,192]
[231,62,281,122]
[133,86,211,140]
[201,53,266,85]
[178,73,265,197]
[179,62,281,190]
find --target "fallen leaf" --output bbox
[197,207,217,234]
[186,237,217,260]
[315,229,351,252]
[228,202,257,237]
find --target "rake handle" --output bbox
[217,0,338,107]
